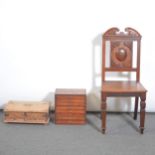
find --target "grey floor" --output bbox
[0,112,155,155]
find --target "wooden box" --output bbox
[55,89,86,124]
[4,101,50,124]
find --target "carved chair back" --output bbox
[102,27,141,82]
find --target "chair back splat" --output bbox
[102,27,141,82]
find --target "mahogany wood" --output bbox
[55,89,86,124]
[101,27,147,134]
[134,97,139,120]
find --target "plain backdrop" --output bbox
[0,0,155,112]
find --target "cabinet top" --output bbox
[55,89,86,95]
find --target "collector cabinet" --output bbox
[55,89,86,124]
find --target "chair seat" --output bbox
[102,81,147,95]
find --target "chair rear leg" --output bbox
[101,93,107,134]
[134,97,139,120]
[140,93,146,134]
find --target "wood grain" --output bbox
[4,101,50,124]
[55,89,86,125]
[101,27,147,134]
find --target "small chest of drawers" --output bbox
[55,89,86,124]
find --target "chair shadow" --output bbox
[87,113,101,133]
[42,91,55,122]
[120,113,139,132]
[87,112,139,133]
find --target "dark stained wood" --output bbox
[55,89,86,125]
[134,97,139,120]
[140,93,146,134]
[105,67,137,72]
[102,81,146,93]
[56,120,85,124]
[101,93,107,134]
[101,27,147,134]
[111,41,132,68]
[105,68,137,72]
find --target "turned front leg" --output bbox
[140,93,146,134]
[101,94,107,134]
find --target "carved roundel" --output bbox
[115,48,127,61]
[111,44,131,68]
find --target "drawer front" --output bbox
[55,112,86,124]
[55,94,86,124]
[56,110,85,115]
[56,114,85,118]
[56,105,85,110]
[56,112,85,117]
[56,114,85,123]
[56,95,85,100]
[55,119,85,124]
[56,95,86,106]
[56,101,85,107]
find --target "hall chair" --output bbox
[101,27,147,134]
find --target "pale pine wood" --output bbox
[4,101,50,124]
[4,101,49,112]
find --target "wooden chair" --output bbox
[101,27,147,134]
